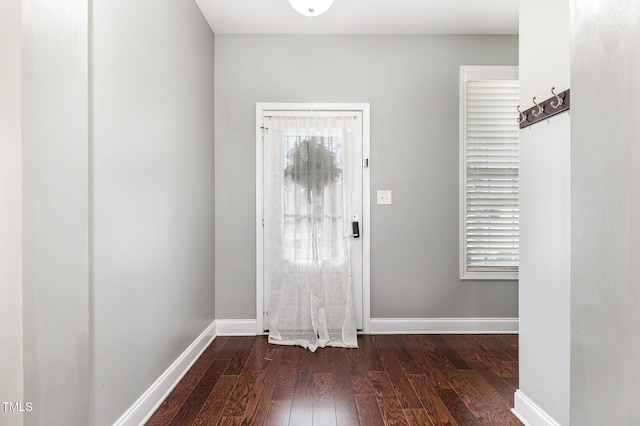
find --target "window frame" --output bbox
[459,66,519,281]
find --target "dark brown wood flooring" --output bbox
[146,334,522,426]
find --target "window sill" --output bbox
[460,271,518,281]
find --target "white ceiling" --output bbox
[196,0,519,35]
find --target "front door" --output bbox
[258,105,367,335]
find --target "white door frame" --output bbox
[256,102,371,334]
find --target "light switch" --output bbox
[377,190,392,205]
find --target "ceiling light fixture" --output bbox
[288,0,334,17]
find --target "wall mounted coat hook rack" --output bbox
[519,87,570,129]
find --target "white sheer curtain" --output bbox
[267,114,358,352]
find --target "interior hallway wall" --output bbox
[214,35,519,321]
[11,0,215,424]
[515,0,571,424]
[21,0,90,425]
[0,0,24,425]
[91,0,216,423]
[570,0,640,423]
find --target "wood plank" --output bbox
[244,335,269,370]
[470,361,516,405]
[497,333,519,359]
[498,334,518,346]
[145,336,228,425]
[438,367,512,424]
[441,335,487,364]
[373,337,423,409]
[380,360,423,409]
[335,403,361,426]
[463,335,518,369]
[289,346,314,425]
[460,335,520,380]
[429,335,472,370]
[313,373,337,426]
[354,394,385,426]
[359,335,384,371]
[404,408,434,426]
[408,346,453,390]
[471,334,519,362]
[221,367,260,417]
[265,347,279,362]
[264,400,292,426]
[217,336,245,360]
[217,416,242,426]
[169,358,229,425]
[476,353,519,378]
[144,399,182,426]
[419,344,461,388]
[415,335,440,353]
[240,349,282,425]
[192,375,238,426]
[346,344,375,395]
[313,345,332,373]
[438,388,480,425]
[407,374,457,426]
[271,344,299,401]
[368,371,409,426]
[393,336,424,375]
[330,348,360,426]
[461,370,522,425]
[505,376,519,389]
[379,335,422,374]
[223,336,255,375]
[490,334,519,362]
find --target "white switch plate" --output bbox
[377,190,392,205]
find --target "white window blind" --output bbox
[460,67,519,280]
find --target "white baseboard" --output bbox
[369,318,518,334]
[512,390,561,426]
[113,320,217,426]
[214,319,258,336]
[210,318,517,335]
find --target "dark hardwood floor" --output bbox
[146,334,522,425]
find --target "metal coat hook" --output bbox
[531,97,544,117]
[550,87,563,109]
[517,106,527,124]
[519,88,570,129]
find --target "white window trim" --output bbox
[459,66,519,280]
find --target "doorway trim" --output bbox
[255,102,371,335]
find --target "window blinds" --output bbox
[464,79,519,273]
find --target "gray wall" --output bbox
[0,0,24,425]
[570,0,640,423]
[21,1,90,425]
[215,35,519,320]
[91,0,215,424]
[516,0,571,424]
[14,0,215,424]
